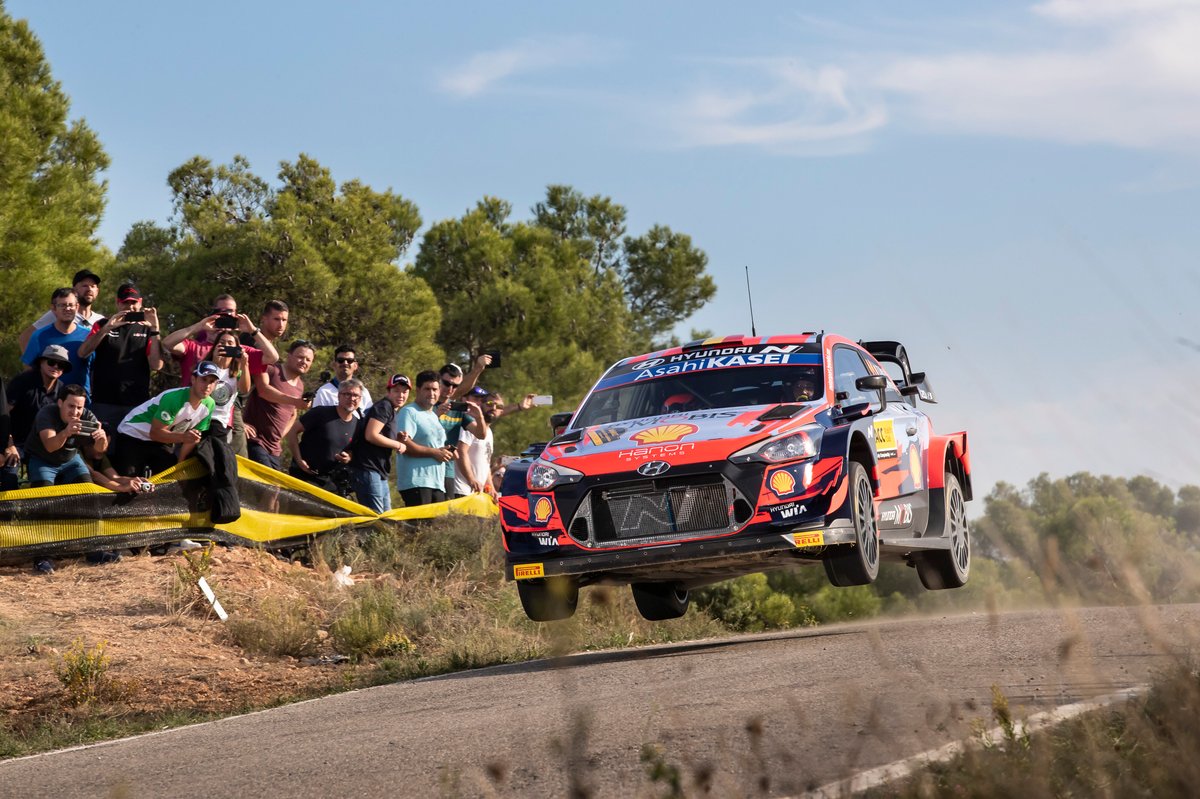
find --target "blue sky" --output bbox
[11,0,1200,495]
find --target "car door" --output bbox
[832,346,928,532]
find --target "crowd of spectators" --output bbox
[1,274,538,569]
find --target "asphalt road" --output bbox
[3,604,1197,798]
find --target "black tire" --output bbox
[517,577,579,621]
[824,461,881,587]
[631,582,691,621]
[916,473,970,590]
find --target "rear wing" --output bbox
[858,340,937,404]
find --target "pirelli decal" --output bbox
[792,531,825,548]
[513,563,545,580]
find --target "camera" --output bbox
[483,350,501,369]
[219,344,244,359]
[77,419,100,435]
[214,315,240,330]
[450,401,470,412]
[123,310,145,323]
[302,391,315,403]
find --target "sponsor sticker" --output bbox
[878,503,913,525]
[532,496,553,523]
[586,427,625,446]
[769,470,796,497]
[793,531,824,547]
[873,418,898,459]
[772,501,806,520]
[630,423,698,445]
[513,563,545,580]
[618,442,696,464]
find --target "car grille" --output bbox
[569,476,734,546]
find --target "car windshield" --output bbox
[574,363,824,428]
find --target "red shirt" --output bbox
[174,338,265,387]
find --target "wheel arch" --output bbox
[927,431,972,502]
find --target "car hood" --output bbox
[540,404,823,472]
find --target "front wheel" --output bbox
[631,582,690,620]
[824,461,880,587]
[517,577,579,621]
[916,473,970,590]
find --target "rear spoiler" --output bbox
[858,340,937,404]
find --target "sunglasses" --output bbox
[335,357,356,365]
[441,379,461,388]
[45,362,67,371]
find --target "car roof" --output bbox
[614,333,823,368]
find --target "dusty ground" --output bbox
[0,547,354,731]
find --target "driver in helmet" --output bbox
[786,370,820,402]
[661,391,703,413]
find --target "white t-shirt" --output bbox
[453,426,494,496]
[312,380,372,418]
[209,365,239,426]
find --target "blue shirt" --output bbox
[21,325,92,399]
[395,403,448,491]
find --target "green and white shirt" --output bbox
[118,387,215,442]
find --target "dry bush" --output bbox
[54,639,134,706]
[226,596,323,658]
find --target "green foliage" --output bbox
[413,185,715,455]
[694,574,807,632]
[0,6,110,370]
[115,154,440,388]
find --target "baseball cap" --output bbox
[38,344,72,368]
[192,360,222,379]
[116,283,142,302]
[72,269,101,286]
[467,386,489,397]
[388,373,411,389]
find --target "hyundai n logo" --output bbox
[637,461,671,476]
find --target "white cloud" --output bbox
[873,0,1200,151]
[664,60,888,151]
[438,36,613,98]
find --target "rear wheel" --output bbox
[824,461,880,587]
[631,582,691,620]
[916,473,970,590]
[517,577,579,621]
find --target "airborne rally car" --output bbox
[499,334,972,622]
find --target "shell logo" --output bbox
[532,497,553,523]
[769,470,796,497]
[630,423,698,445]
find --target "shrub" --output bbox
[330,582,409,659]
[226,596,322,658]
[695,574,805,632]
[55,639,129,706]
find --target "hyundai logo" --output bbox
[637,461,671,477]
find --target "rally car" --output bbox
[499,333,971,622]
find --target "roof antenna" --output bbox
[745,265,757,337]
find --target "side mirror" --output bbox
[832,401,872,423]
[855,374,888,412]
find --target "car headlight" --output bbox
[729,426,822,465]
[527,460,584,491]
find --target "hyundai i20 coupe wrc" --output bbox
[498,333,972,622]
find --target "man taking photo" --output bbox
[286,378,363,493]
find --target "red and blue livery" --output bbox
[500,333,972,621]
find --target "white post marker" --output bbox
[196,577,228,621]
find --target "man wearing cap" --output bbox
[77,283,164,435]
[17,269,105,352]
[348,373,411,512]
[20,288,93,398]
[312,345,373,418]
[453,388,505,498]
[2,345,73,490]
[113,361,220,476]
